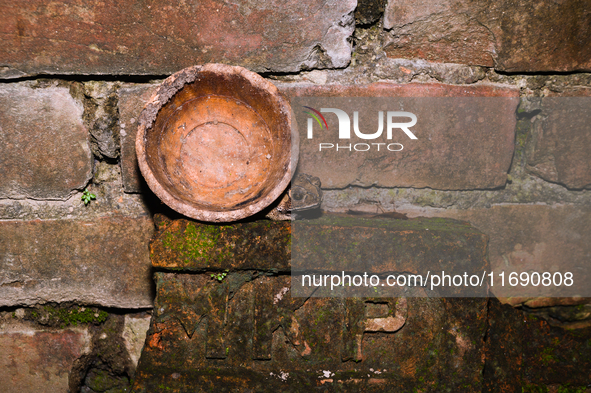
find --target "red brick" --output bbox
[118,84,158,193]
[0,83,92,199]
[0,216,154,308]
[383,1,495,67]
[406,204,591,301]
[133,273,487,392]
[383,0,591,72]
[526,90,591,189]
[0,324,90,393]
[0,0,355,78]
[279,82,519,190]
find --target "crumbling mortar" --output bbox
[3,68,585,220]
[321,177,591,212]
[0,182,151,221]
[354,0,386,27]
[69,313,138,393]
[301,44,334,71]
[0,305,152,393]
[0,78,152,220]
[80,81,122,162]
[484,71,591,93]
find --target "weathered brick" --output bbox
[526,91,591,190]
[150,217,291,272]
[149,215,488,298]
[383,0,495,67]
[383,0,591,72]
[120,81,519,192]
[0,0,355,78]
[119,84,159,193]
[0,83,92,199]
[411,204,591,301]
[132,272,487,392]
[279,82,518,190]
[0,322,91,393]
[484,298,591,390]
[291,215,488,293]
[0,216,154,308]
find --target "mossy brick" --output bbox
[150,218,291,272]
[0,0,355,78]
[280,82,518,190]
[0,216,154,308]
[0,82,92,199]
[292,214,487,272]
[132,272,488,392]
[26,304,108,328]
[484,298,591,391]
[150,215,488,290]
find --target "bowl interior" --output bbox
[143,68,291,216]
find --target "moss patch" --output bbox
[161,222,234,266]
[27,304,108,328]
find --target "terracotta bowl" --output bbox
[136,64,297,222]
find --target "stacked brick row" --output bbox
[0,0,589,391]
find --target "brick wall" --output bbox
[0,0,590,391]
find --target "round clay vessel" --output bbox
[136,64,297,222]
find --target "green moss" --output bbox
[556,386,587,393]
[30,305,108,328]
[87,368,129,392]
[522,384,549,393]
[162,222,234,265]
[540,347,557,366]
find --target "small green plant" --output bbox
[81,188,96,205]
[211,270,229,282]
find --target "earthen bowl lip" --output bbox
[136,63,298,222]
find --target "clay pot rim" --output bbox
[136,63,298,222]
